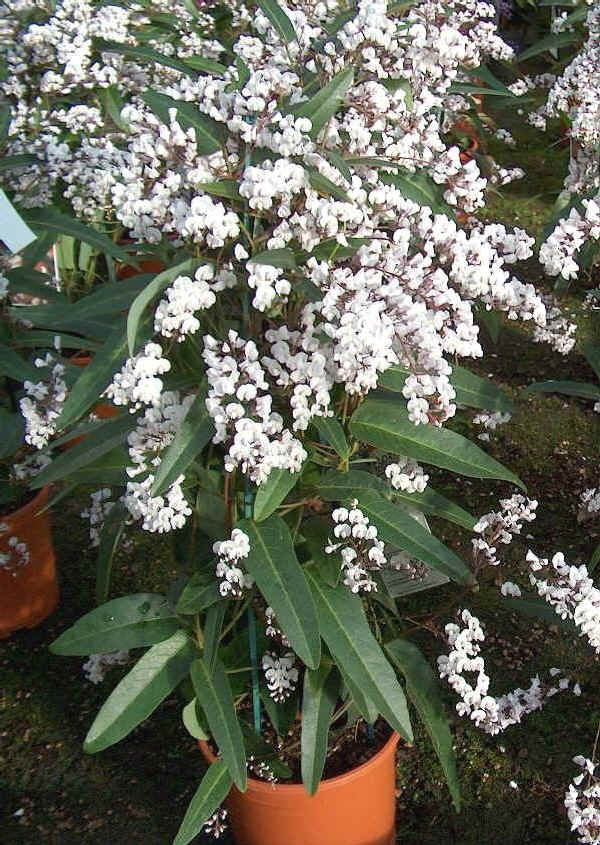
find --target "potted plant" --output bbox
[22,0,577,841]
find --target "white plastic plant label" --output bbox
[0,189,36,253]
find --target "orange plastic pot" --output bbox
[0,486,58,638]
[117,257,165,281]
[199,731,400,845]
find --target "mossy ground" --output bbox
[3,98,600,845]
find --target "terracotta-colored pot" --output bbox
[117,257,165,281]
[0,486,58,638]
[199,730,400,845]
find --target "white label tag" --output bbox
[0,189,37,253]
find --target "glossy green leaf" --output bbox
[306,167,350,202]
[518,31,578,61]
[350,398,524,489]
[257,0,296,42]
[525,380,600,401]
[356,490,473,584]
[253,468,300,521]
[582,345,600,383]
[84,630,196,753]
[203,602,226,674]
[379,365,514,413]
[301,663,339,795]
[0,408,24,459]
[237,515,321,669]
[96,39,200,78]
[22,207,133,265]
[173,760,232,845]
[95,502,129,604]
[313,416,350,459]
[191,658,247,790]
[247,248,296,269]
[141,91,224,155]
[181,56,227,76]
[0,343,38,382]
[339,664,379,723]
[176,572,221,615]
[51,593,179,656]
[306,570,413,742]
[295,66,354,139]
[151,394,213,495]
[0,154,39,172]
[589,541,600,574]
[99,85,129,131]
[386,639,460,810]
[260,686,299,738]
[182,698,209,740]
[381,170,450,213]
[197,181,241,200]
[301,515,341,587]
[325,150,351,183]
[127,258,200,354]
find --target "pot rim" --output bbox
[199,729,400,794]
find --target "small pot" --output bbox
[199,730,400,845]
[117,257,165,281]
[0,486,58,638]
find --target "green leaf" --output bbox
[236,515,321,669]
[307,236,370,262]
[518,31,579,61]
[381,170,451,213]
[339,664,379,723]
[247,248,296,269]
[350,398,525,489]
[257,0,296,42]
[95,502,129,604]
[203,602,226,673]
[0,105,10,145]
[301,662,339,795]
[127,258,200,354]
[95,39,200,78]
[31,414,132,488]
[356,490,473,585]
[182,698,209,740]
[99,85,129,131]
[589,541,600,575]
[475,305,501,344]
[317,469,388,499]
[448,83,514,97]
[378,364,514,412]
[151,394,213,495]
[176,572,221,615]
[0,343,38,382]
[181,56,227,76]
[84,630,196,753]
[6,267,65,303]
[141,91,224,155]
[173,760,232,845]
[0,154,39,172]
[325,150,351,183]
[0,408,24,458]
[50,593,180,656]
[22,207,133,265]
[501,596,575,631]
[386,639,460,810]
[464,65,514,97]
[191,658,247,790]
[306,167,350,202]
[306,570,413,742]
[301,515,341,587]
[294,66,354,139]
[260,686,299,738]
[253,468,300,521]
[313,416,350,459]
[57,319,130,428]
[197,181,241,200]
[525,380,600,401]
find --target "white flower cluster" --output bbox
[80,488,116,546]
[213,528,254,598]
[0,527,30,576]
[261,650,299,703]
[385,458,429,493]
[104,342,171,412]
[82,650,129,684]
[126,391,195,477]
[472,495,538,569]
[539,200,600,282]
[265,606,289,647]
[154,265,217,341]
[20,353,67,449]
[580,488,600,520]
[325,502,387,594]
[473,410,511,441]
[500,581,522,598]
[202,809,229,839]
[526,550,600,653]
[203,331,306,485]
[123,474,191,533]
[438,609,573,735]
[565,755,600,845]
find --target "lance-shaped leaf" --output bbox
[313,416,350,459]
[191,658,247,790]
[306,167,351,202]
[301,663,340,795]
[294,66,354,139]
[151,394,213,495]
[590,540,600,575]
[142,91,224,155]
[501,596,575,631]
[257,0,297,42]
[203,602,226,674]
[84,630,196,753]
[518,31,578,61]
[0,409,24,460]
[95,502,129,604]
[318,469,476,530]
[236,515,321,669]
[50,593,180,655]
[339,664,379,723]
[176,572,221,615]
[182,698,209,740]
[31,414,132,489]
[350,398,524,489]
[99,85,129,131]
[0,154,39,172]
[0,343,38,382]
[525,380,600,401]
[306,570,413,742]
[127,258,200,354]
[173,761,232,845]
[386,639,460,810]
[95,39,202,78]
[22,207,133,265]
[356,490,473,585]
[253,467,300,521]
[247,247,297,269]
[582,345,600,382]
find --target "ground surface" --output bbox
[3,66,600,845]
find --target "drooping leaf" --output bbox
[313,416,350,459]
[141,91,224,154]
[0,408,24,459]
[236,515,321,669]
[95,502,129,604]
[325,150,351,183]
[22,207,133,265]
[525,380,600,401]
[306,167,351,202]
[151,393,213,495]
[518,31,579,61]
[306,570,413,742]
[197,181,241,200]
[173,761,232,845]
[301,662,339,795]
[582,345,600,383]
[84,630,196,753]
[589,541,600,575]
[301,515,341,587]
[386,639,460,810]
[95,39,204,78]
[350,398,524,489]
[338,664,379,723]
[51,593,180,656]
[176,572,221,615]
[294,66,354,139]
[257,0,297,42]
[247,248,297,269]
[253,468,300,521]
[203,602,226,674]
[501,595,575,631]
[0,343,38,382]
[356,490,473,584]
[381,170,452,214]
[99,85,129,131]
[191,658,247,790]
[182,697,209,740]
